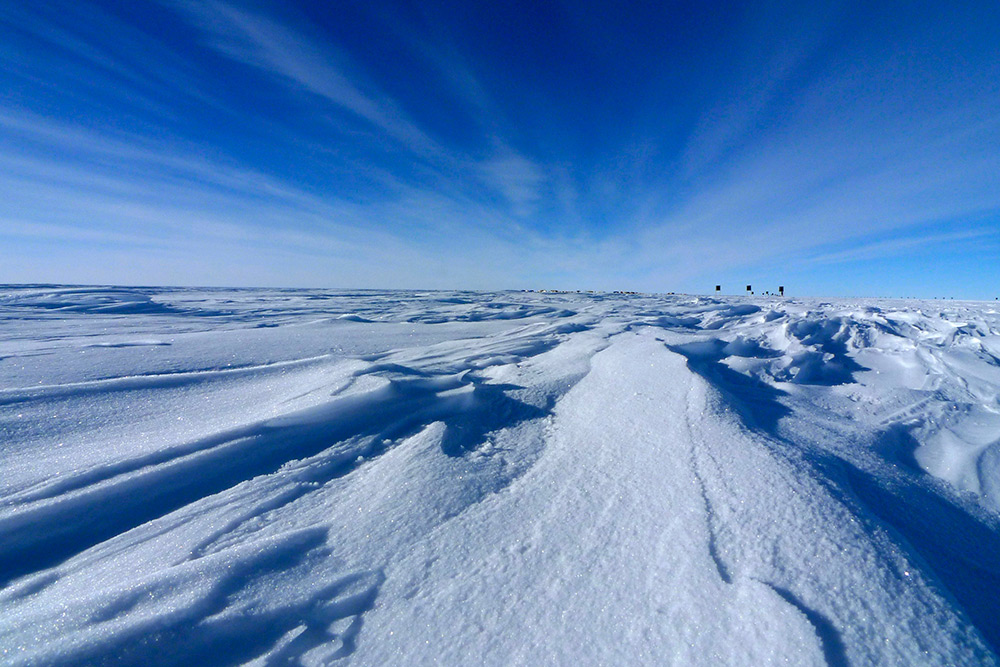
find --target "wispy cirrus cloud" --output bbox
[175,0,445,159]
[806,228,998,266]
[170,0,554,225]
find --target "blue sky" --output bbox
[1,1,999,297]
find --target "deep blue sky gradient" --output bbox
[2,1,999,297]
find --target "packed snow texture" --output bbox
[3,285,1000,665]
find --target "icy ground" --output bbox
[3,286,1000,665]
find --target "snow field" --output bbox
[1,286,999,665]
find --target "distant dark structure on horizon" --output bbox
[714,284,785,296]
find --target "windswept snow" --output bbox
[2,286,1000,665]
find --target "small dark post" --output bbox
[715,285,721,292]
[779,285,784,296]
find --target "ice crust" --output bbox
[2,285,1000,665]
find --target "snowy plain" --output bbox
[2,284,1000,665]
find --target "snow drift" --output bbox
[2,285,1000,665]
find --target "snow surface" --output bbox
[3,285,1000,665]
